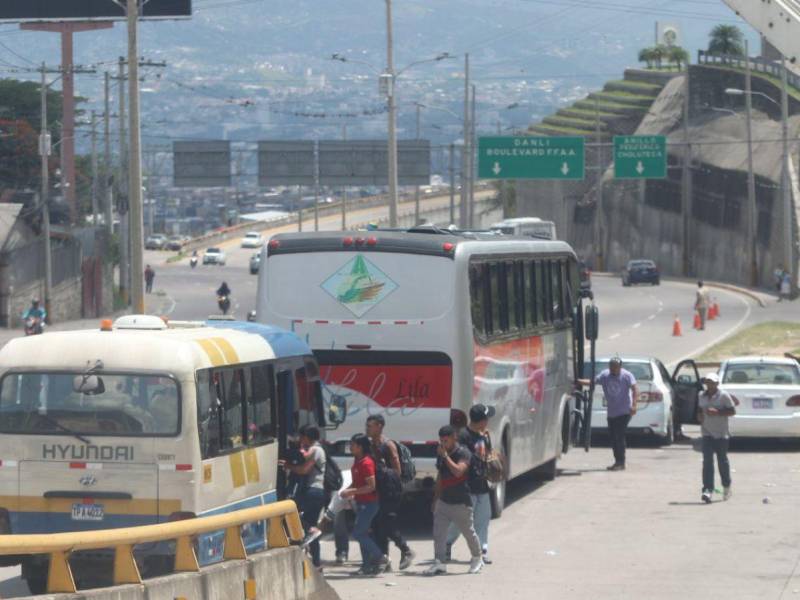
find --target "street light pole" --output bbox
[385,0,399,227]
[414,103,421,225]
[127,0,145,314]
[460,53,470,229]
[780,56,794,296]
[744,41,758,287]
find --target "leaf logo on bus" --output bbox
[321,254,397,317]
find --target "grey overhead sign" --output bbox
[258,140,431,187]
[173,141,231,188]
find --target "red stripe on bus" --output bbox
[69,462,87,469]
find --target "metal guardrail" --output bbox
[0,499,303,594]
[697,50,800,92]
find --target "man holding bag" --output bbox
[446,404,496,565]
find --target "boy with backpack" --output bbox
[366,415,415,571]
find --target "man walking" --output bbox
[365,415,414,571]
[144,265,155,294]
[695,281,710,330]
[697,373,736,503]
[595,358,638,471]
[446,404,495,565]
[425,425,483,576]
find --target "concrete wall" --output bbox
[39,547,339,600]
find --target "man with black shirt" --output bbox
[425,425,483,576]
[446,404,495,564]
[365,415,414,571]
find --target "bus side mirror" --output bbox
[328,393,347,426]
[585,305,599,341]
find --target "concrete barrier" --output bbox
[36,548,339,600]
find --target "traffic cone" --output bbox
[708,303,717,320]
[672,315,683,337]
[693,311,701,330]
[714,301,720,318]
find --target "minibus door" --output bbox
[275,366,296,499]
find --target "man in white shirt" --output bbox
[696,373,736,503]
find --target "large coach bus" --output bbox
[0,315,343,593]
[257,227,596,518]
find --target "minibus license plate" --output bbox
[752,398,772,409]
[71,503,104,521]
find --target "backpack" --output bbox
[321,445,343,495]
[375,463,403,502]
[393,440,416,483]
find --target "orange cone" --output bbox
[708,303,717,320]
[713,301,720,318]
[672,315,683,337]
[693,311,702,330]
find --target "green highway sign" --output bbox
[478,136,585,180]
[613,135,667,179]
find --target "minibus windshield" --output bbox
[0,372,180,436]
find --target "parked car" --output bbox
[719,356,800,438]
[203,247,226,266]
[144,234,167,250]
[240,231,263,248]
[587,356,676,444]
[249,252,261,275]
[166,235,186,251]
[622,259,660,286]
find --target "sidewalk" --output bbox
[0,292,175,349]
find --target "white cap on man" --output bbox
[704,372,720,384]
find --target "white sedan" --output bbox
[240,232,263,248]
[719,356,800,438]
[202,247,226,266]
[588,356,676,444]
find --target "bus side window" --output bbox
[469,263,486,339]
[503,261,516,332]
[220,369,245,449]
[489,262,502,335]
[196,369,220,459]
[294,367,319,429]
[247,363,276,445]
[514,260,525,330]
[527,261,538,328]
[551,260,563,322]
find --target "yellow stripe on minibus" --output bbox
[196,339,226,366]
[0,496,181,516]
[211,337,240,365]
[243,448,260,483]
[229,452,246,488]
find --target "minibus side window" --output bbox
[219,369,245,450]
[247,363,276,445]
[294,367,320,430]
[197,370,219,459]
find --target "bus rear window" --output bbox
[0,372,180,437]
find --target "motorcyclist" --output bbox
[23,299,47,322]
[216,282,231,298]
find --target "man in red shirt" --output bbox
[341,434,384,576]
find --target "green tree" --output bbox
[0,79,63,143]
[652,45,668,69]
[638,47,657,68]
[708,24,745,56]
[0,118,39,190]
[667,46,690,70]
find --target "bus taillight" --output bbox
[343,237,354,247]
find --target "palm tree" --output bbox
[667,46,690,70]
[638,47,656,68]
[708,24,745,56]
[652,45,667,69]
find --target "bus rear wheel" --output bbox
[490,441,508,519]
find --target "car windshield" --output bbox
[246,233,259,238]
[722,363,800,385]
[584,361,653,381]
[0,372,180,436]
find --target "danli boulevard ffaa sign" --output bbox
[478,136,585,180]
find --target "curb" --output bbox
[591,272,768,308]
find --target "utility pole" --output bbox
[90,110,99,227]
[104,71,113,236]
[39,63,53,323]
[385,0,399,227]
[780,56,794,296]
[594,97,604,270]
[745,40,758,287]
[414,103,421,225]
[681,66,693,277]
[313,140,320,232]
[118,56,129,307]
[449,143,456,224]
[460,53,470,228]
[341,124,347,230]
[126,0,146,314]
[469,84,477,228]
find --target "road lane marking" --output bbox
[632,322,641,329]
[647,315,656,320]
[609,333,620,340]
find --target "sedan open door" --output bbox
[672,359,702,425]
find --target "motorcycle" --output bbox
[189,256,198,269]
[217,295,231,315]
[24,316,45,336]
